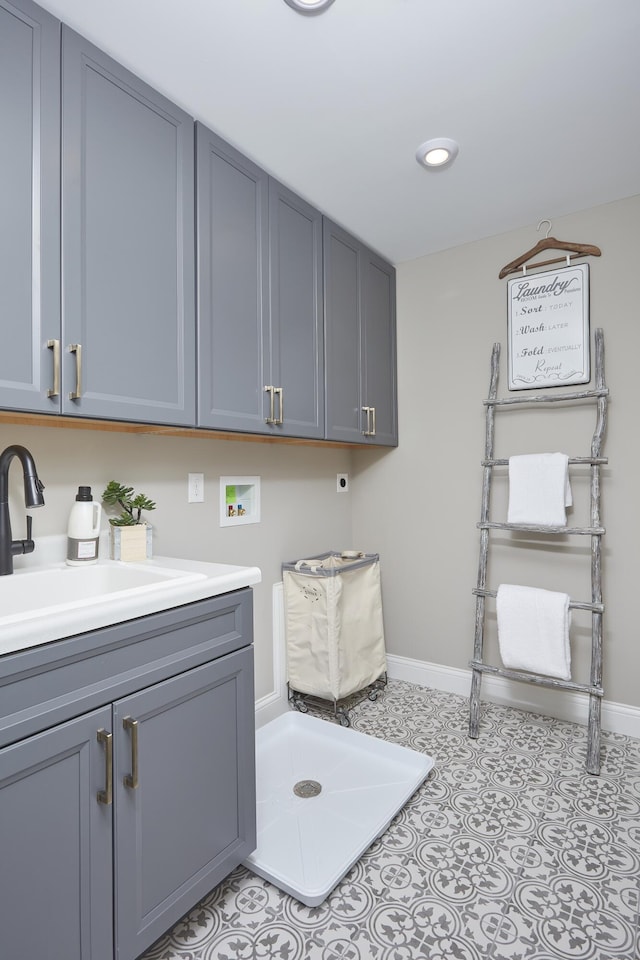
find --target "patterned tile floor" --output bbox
[141,680,640,960]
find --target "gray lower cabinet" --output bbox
[324,219,398,446]
[0,590,256,960]
[60,27,195,426]
[0,707,113,960]
[196,125,324,439]
[0,0,61,413]
[114,649,254,960]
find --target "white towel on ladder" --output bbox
[507,453,572,526]
[496,584,571,681]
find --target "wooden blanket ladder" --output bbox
[469,328,608,775]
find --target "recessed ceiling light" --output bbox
[284,0,336,14]
[415,138,459,170]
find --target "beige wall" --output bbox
[3,195,638,713]
[0,423,353,700]
[352,194,640,711]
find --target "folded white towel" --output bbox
[496,584,571,681]
[507,453,572,526]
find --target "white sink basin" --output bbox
[1,537,261,657]
[2,561,206,621]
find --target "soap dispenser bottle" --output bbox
[66,486,101,565]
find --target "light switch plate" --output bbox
[188,473,204,502]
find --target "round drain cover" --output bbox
[293,779,322,798]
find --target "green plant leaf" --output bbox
[102,481,156,526]
[131,494,156,512]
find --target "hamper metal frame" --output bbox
[288,673,387,727]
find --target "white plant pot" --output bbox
[109,523,152,562]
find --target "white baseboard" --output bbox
[386,653,640,740]
[254,689,287,727]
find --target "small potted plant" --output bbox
[102,481,156,561]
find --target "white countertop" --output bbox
[2,534,261,657]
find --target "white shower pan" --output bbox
[244,711,434,906]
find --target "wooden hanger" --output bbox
[498,220,601,279]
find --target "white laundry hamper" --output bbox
[282,551,386,705]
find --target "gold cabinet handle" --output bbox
[68,343,82,399]
[97,729,113,805]
[123,717,139,789]
[264,385,275,424]
[47,339,60,398]
[275,386,283,425]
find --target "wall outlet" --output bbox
[336,473,349,493]
[188,473,204,503]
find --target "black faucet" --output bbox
[0,445,46,576]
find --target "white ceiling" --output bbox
[38,0,640,265]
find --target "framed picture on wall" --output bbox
[507,263,590,390]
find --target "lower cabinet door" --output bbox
[0,706,113,960]
[113,647,256,960]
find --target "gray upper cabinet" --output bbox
[267,179,324,439]
[361,245,398,446]
[61,27,195,425]
[1,4,396,445]
[196,124,324,438]
[196,124,270,434]
[0,0,60,413]
[324,219,397,446]
[0,7,196,427]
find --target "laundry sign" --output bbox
[507,263,590,390]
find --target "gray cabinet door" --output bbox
[0,706,113,960]
[0,0,60,413]
[61,27,195,426]
[323,221,363,443]
[324,219,398,446]
[113,647,256,960]
[268,179,324,439]
[196,123,270,433]
[362,247,398,446]
[197,128,324,438]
